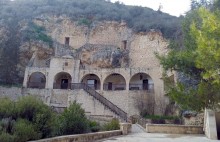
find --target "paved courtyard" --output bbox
[100,124,219,142]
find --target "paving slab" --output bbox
[99,124,219,142]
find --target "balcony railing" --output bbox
[53,83,71,89]
[71,83,127,121]
[103,84,126,91]
[27,82,45,89]
[129,84,154,93]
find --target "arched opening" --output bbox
[53,72,72,89]
[81,74,101,90]
[103,73,126,91]
[129,73,154,92]
[27,72,46,89]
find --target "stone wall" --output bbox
[183,113,204,126]
[69,90,116,116]
[0,86,22,100]
[101,90,152,116]
[31,130,122,142]
[31,123,131,142]
[22,88,51,105]
[146,124,203,134]
[0,84,168,120]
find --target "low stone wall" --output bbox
[183,113,204,126]
[31,123,131,142]
[31,130,122,142]
[146,124,203,134]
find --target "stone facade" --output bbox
[21,19,171,119]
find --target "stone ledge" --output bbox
[30,130,122,142]
[146,124,203,134]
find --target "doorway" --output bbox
[143,79,149,90]
[108,82,113,90]
[61,79,68,89]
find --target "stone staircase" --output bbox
[71,83,128,122]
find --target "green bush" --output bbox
[144,115,179,120]
[0,118,15,133]
[102,118,120,131]
[0,132,16,142]
[89,121,101,132]
[16,96,54,138]
[0,96,55,140]
[55,101,89,135]
[144,115,181,124]
[0,98,16,119]
[151,118,165,124]
[13,119,39,142]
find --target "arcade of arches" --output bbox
[27,72,154,92]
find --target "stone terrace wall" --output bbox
[0,86,158,117]
[31,130,122,142]
[146,124,203,134]
[0,86,22,100]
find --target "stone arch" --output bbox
[103,73,126,91]
[81,74,101,90]
[27,72,46,89]
[53,72,72,89]
[129,73,154,91]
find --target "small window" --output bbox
[122,40,127,49]
[65,37,70,45]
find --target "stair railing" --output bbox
[71,83,127,121]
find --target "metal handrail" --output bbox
[103,84,126,91]
[27,82,46,89]
[129,84,154,92]
[71,83,127,121]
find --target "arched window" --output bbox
[81,74,101,90]
[53,72,72,89]
[103,73,126,91]
[129,73,154,92]
[28,72,46,89]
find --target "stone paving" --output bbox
[100,124,219,142]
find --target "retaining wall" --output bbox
[30,123,132,142]
[146,124,203,134]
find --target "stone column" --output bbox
[23,68,29,88]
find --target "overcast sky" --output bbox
[110,0,191,17]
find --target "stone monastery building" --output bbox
[22,19,169,121]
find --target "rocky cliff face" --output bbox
[18,41,53,77]
[1,14,168,81]
[74,44,129,68]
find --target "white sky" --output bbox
[110,0,191,17]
